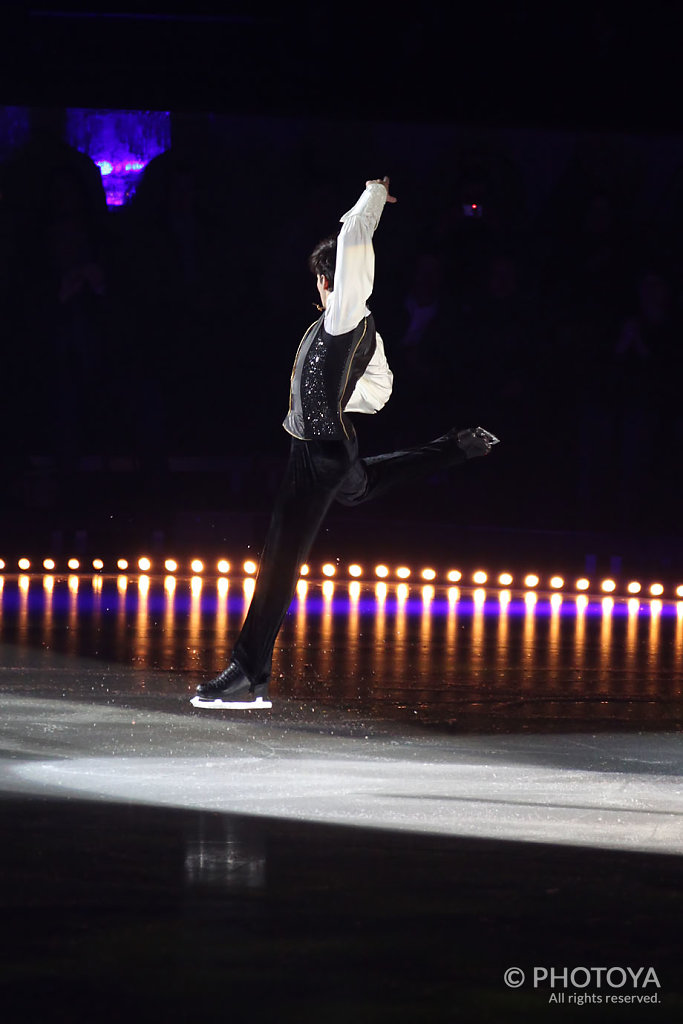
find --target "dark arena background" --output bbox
[0,3,681,1022]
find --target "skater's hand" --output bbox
[367,176,397,203]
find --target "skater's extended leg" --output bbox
[335,426,497,506]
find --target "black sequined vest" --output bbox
[283,313,377,440]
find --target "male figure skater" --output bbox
[192,177,498,709]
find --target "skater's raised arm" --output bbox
[323,176,396,337]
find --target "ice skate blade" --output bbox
[190,695,272,710]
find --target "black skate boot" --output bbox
[191,660,272,710]
[455,426,500,458]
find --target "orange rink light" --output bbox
[8,556,679,605]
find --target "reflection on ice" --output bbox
[0,576,680,727]
[185,816,266,891]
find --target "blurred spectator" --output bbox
[2,127,110,469]
[611,267,682,525]
[44,166,109,459]
[122,150,244,458]
[427,142,528,303]
[378,251,452,444]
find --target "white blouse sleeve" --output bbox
[344,330,394,414]
[323,182,387,337]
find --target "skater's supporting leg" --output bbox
[231,439,352,682]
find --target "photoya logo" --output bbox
[504,966,661,990]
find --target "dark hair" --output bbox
[308,234,337,290]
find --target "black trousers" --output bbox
[232,428,466,684]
